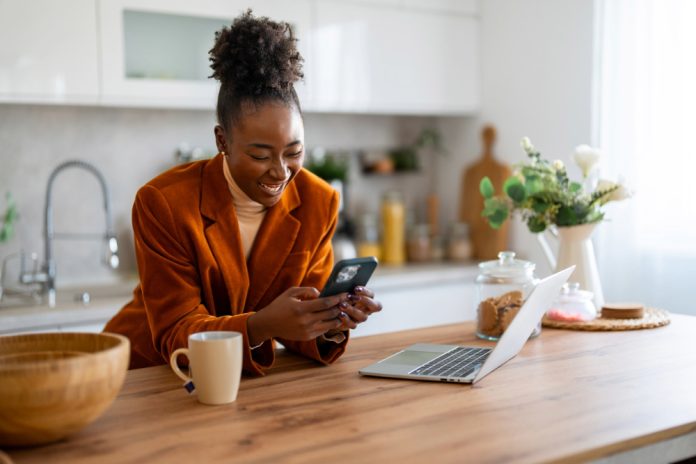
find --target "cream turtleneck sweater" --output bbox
[222,159,267,259]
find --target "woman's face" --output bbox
[215,102,305,208]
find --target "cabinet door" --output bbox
[352,281,475,338]
[98,0,312,109]
[310,1,479,115]
[0,0,99,104]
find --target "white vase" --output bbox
[537,222,604,308]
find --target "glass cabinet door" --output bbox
[98,0,312,109]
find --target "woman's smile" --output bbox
[258,180,287,196]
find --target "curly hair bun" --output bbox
[209,9,304,97]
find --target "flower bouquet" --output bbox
[479,138,631,232]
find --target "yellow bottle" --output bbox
[381,191,405,265]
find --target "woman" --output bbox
[105,11,381,375]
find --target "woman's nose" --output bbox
[269,158,290,180]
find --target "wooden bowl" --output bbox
[0,332,130,447]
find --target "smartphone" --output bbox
[319,256,378,297]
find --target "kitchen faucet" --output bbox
[19,160,119,307]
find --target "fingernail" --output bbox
[354,286,364,293]
[339,301,349,309]
[348,294,359,302]
[339,311,347,318]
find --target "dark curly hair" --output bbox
[209,10,304,129]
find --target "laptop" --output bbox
[359,266,575,384]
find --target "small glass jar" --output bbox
[447,222,472,262]
[356,213,381,260]
[546,283,596,322]
[476,251,539,340]
[407,223,432,262]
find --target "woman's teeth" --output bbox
[259,182,284,194]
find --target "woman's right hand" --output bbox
[247,287,346,345]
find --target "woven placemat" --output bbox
[542,307,670,331]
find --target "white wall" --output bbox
[435,0,597,276]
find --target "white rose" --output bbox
[552,159,565,171]
[520,137,535,154]
[573,145,601,178]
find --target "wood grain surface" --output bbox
[459,125,512,260]
[6,316,696,464]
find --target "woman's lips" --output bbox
[258,181,287,195]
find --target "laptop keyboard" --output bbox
[409,347,491,378]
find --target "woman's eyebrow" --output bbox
[246,140,303,149]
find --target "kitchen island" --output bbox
[6,315,696,463]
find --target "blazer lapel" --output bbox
[200,154,250,313]
[245,180,301,310]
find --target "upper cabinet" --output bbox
[309,0,479,115]
[98,0,312,108]
[0,0,479,115]
[0,0,99,104]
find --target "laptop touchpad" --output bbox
[381,350,437,367]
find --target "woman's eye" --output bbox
[248,154,269,161]
[286,151,303,158]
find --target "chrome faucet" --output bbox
[19,160,119,307]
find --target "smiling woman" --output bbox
[103,10,382,374]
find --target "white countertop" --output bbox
[0,262,478,335]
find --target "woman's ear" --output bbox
[214,125,228,154]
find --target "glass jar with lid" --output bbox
[546,282,596,322]
[356,212,382,260]
[407,223,431,262]
[475,251,539,340]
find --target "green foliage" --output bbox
[479,139,628,233]
[305,152,348,181]
[479,177,494,199]
[0,192,18,243]
[503,177,526,203]
[389,146,419,171]
[481,197,508,229]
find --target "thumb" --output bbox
[285,286,320,301]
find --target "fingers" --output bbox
[286,286,320,300]
[339,303,369,323]
[353,286,374,298]
[347,293,383,315]
[304,293,348,313]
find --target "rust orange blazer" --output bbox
[104,153,346,375]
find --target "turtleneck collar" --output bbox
[222,155,267,216]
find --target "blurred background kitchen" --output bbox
[1,0,694,335]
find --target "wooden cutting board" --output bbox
[459,125,511,260]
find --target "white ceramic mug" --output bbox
[169,331,243,405]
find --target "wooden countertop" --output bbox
[7,315,696,463]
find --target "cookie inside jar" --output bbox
[476,290,524,339]
[475,251,539,341]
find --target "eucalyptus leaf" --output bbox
[504,177,526,203]
[479,177,495,199]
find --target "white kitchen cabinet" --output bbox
[97,0,312,109]
[352,264,477,338]
[0,0,99,104]
[400,0,478,15]
[309,0,479,115]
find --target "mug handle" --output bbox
[170,348,191,382]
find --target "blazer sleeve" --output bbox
[277,190,349,364]
[133,185,272,376]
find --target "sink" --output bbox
[0,278,137,335]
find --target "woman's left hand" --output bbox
[335,286,382,330]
